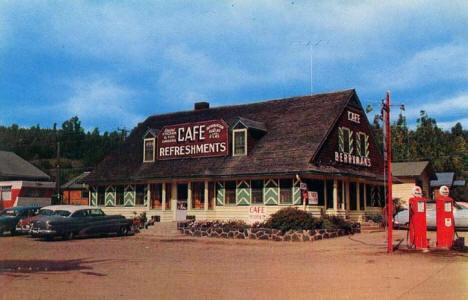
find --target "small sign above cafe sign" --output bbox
[157,120,229,160]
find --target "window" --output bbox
[349,182,357,210]
[343,127,351,153]
[97,186,105,206]
[135,185,145,206]
[279,179,293,204]
[143,138,155,162]
[1,186,12,201]
[116,186,124,206]
[233,129,247,156]
[303,179,325,206]
[225,181,236,205]
[359,183,365,210]
[191,182,205,209]
[251,180,263,204]
[208,182,214,209]
[82,189,89,199]
[166,183,172,209]
[89,209,105,217]
[326,180,334,209]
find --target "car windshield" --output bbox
[54,210,71,217]
[1,209,19,216]
[39,209,55,216]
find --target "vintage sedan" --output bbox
[31,206,133,240]
[0,206,41,236]
[16,205,72,234]
[393,202,468,229]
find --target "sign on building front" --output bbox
[249,206,266,223]
[157,120,229,160]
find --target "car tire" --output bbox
[63,232,74,240]
[10,228,16,236]
[45,236,54,241]
[118,226,129,236]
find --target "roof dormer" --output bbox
[230,117,267,156]
[143,128,159,163]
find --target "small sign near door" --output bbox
[249,206,266,223]
[308,191,318,205]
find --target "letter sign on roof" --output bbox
[157,120,229,160]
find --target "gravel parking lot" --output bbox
[1,228,467,300]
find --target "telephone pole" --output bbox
[383,91,393,253]
[55,141,61,204]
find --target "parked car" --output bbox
[16,205,73,235]
[393,202,468,229]
[30,206,133,240]
[0,206,41,236]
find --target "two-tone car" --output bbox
[0,206,41,236]
[31,205,133,240]
[16,205,72,235]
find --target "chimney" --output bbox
[194,101,210,110]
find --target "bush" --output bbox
[322,215,353,233]
[264,207,322,231]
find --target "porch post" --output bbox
[162,183,166,211]
[363,183,367,211]
[204,181,209,211]
[356,182,361,211]
[147,183,151,210]
[187,182,192,211]
[171,182,177,220]
[333,179,338,212]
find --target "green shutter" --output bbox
[356,133,362,156]
[236,180,250,206]
[263,179,279,205]
[143,184,148,206]
[364,134,369,157]
[91,187,97,206]
[349,131,354,155]
[124,185,135,207]
[105,186,116,207]
[216,181,225,206]
[338,127,344,153]
[293,179,302,205]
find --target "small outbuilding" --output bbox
[61,172,91,205]
[0,151,55,209]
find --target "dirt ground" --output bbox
[1,228,467,300]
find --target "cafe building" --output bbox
[84,89,386,223]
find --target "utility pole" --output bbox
[383,91,393,253]
[56,141,61,205]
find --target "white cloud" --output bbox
[64,77,143,130]
[437,118,468,130]
[405,92,468,119]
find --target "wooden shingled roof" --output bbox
[85,89,382,183]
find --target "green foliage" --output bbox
[0,116,126,183]
[264,207,322,231]
[322,215,354,233]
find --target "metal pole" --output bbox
[385,91,393,253]
[56,141,61,205]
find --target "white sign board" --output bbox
[308,191,318,205]
[249,206,266,223]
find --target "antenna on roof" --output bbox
[292,40,323,95]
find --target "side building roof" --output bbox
[61,172,91,190]
[85,89,382,184]
[0,151,50,181]
[392,161,435,179]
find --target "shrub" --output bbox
[264,207,321,231]
[322,215,353,233]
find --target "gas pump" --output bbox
[436,186,455,248]
[408,186,427,249]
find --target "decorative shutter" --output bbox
[90,187,98,206]
[338,127,344,153]
[364,134,369,157]
[216,181,225,206]
[356,133,362,156]
[349,131,354,155]
[236,180,251,206]
[143,184,149,206]
[124,185,135,207]
[105,186,116,207]
[263,179,279,205]
[293,179,302,205]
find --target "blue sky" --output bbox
[1,1,468,132]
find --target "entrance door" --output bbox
[349,182,357,210]
[176,183,188,221]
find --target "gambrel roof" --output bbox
[85,89,383,183]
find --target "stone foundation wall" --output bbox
[179,222,361,242]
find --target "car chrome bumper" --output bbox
[15,226,31,234]
[31,229,57,236]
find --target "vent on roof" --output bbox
[194,102,209,110]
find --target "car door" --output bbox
[88,209,108,234]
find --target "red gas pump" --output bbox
[408,186,427,249]
[436,186,455,248]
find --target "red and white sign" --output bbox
[249,206,266,223]
[308,191,318,205]
[157,120,229,160]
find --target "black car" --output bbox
[0,206,41,236]
[31,205,133,240]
